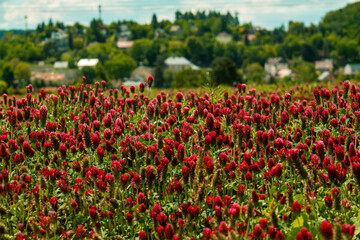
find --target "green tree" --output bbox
[73,37,84,50]
[184,36,203,65]
[210,57,238,86]
[87,19,106,43]
[68,31,74,50]
[130,39,152,64]
[0,80,8,94]
[333,38,358,61]
[1,64,14,86]
[171,68,205,88]
[14,62,31,81]
[95,62,108,81]
[301,43,317,62]
[154,54,166,88]
[88,43,117,63]
[290,59,317,83]
[130,24,153,39]
[105,54,136,80]
[81,67,96,84]
[151,14,158,29]
[245,63,265,84]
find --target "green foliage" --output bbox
[14,62,30,81]
[1,64,14,86]
[210,57,238,86]
[171,68,206,88]
[88,43,118,63]
[130,24,153,40]
[81,67,96,83]
[245,63,265,84]
[73,37,84,50]
[130,39,152,64]
[332,38,359,61]
[321,1,360,39]
[87,19,106,43]
[154,55,166,88]
[105,54,136,80]
[95,62,108,81]
[184,36,203,65]
[0,80,7,94]
[290,58,317,83]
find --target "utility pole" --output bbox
[24,15,28,36]
[98,4,102,20]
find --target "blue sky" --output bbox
[0,0,358,30]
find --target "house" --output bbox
[117,41,134,50]
[216,32,232,44]
[169,25,183,36]
[247,33,256,42]
[165,56,199,72]
[77,59,99,69]
[315,60,333,72]
[154,28,166,39]
[344,63,360,75]
[54,61,68,69]
[31,72,66,82]
[51,29,69,52]
[264,58,288,77]
[318,71,335,82]
[118,24,131,41]
[124,66,155,86]
[278,68,292,79]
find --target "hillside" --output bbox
[320,1,360,38]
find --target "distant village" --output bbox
[1,6,359,90]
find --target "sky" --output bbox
[0,0,358,30]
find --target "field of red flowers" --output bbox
[0,77,360,240]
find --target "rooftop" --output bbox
[77,59,99,67]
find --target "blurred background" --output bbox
[0,0,359,93]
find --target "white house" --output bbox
[51,29,69,52]
[264,57,288,77]
[118,24,131,41]
[165,56,199,72]
[216,32,232,44]
[344,63,360,75]
[315,60,333,72]
[77,59,99,69]
[54,61,68,69]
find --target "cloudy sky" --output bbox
[0,0,357,30]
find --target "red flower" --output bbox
[139,230,147,240]
[49,197,58,211]
[22,141,34,157]
[157,212,168,226]
[219,221,228,234]
[296,228,313,240]
[165,224,174,239]
[40,216,50,229]
[148,75,154,88]
[252,223,262,237]
[76,225,86,238]
[275,231,285,240]
[324,196,333,208]
[320,220,333,239]
[290,201,302,213]
[126,213,133,223]
[203,228,212,240]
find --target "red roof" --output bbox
[117,41,134,49]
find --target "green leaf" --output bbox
[351,217,360,236]
[292,216,304,228]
